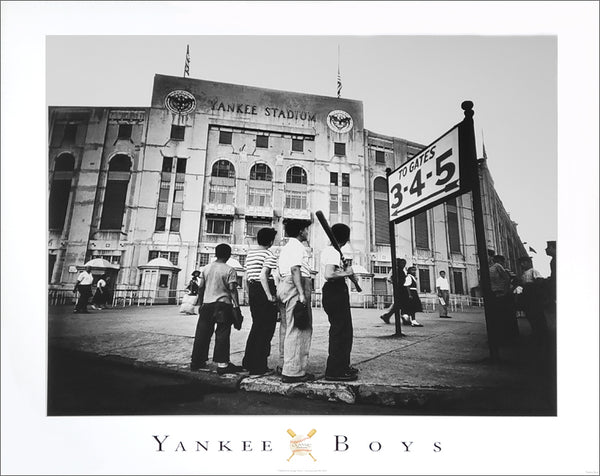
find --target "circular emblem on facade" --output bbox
[165,90,196,115]
[327,110,353,133]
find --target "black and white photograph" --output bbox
[2,2,598,475]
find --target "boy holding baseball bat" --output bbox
[320,223,359,381]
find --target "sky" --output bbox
[47,34,557,274]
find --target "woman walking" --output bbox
[404,266,424,327]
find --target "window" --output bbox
[207,218,232,235]
[291,138,303,152]
[418,268,431,293]
[219,130,232,144]
[209,185,235,204]
[341,194,350,214]
[100,155,131,230]
[285,190,307,209]
[176,158,187,174]
[49,153,75,230]
[159,274,169,288]
[48,254,57,283]
[334,142,346,156]
[451,269,465,295]
[341,173,350,187]
[248,188,271,207]
[286,166,307,184]
[414,212,429,250]
[63,124,77,143]
[197,253,210,267]
[330,193,338,215]
[375,150,386,164]
[149,251,179,265]
[154,217,166,231]
[446,197,461,253]
[249,163,272,181]
[374,177,389,245]
[330,172,338,186]
[256,135,268,148]
[117,124,132,140]
[155,157,172,232]
[211,160,235,178]
[246,219,272,237]
[237,255,246,268]
[170,125,185,141]
[162,157,173,173]
[170,218,180,232]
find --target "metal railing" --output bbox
[49,287,483,311]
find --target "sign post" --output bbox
[386,101,499,360]
[386,168,404,337]
[459,101,499,362]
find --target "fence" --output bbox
[49,288,483,311]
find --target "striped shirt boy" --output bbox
[245,248,277,282]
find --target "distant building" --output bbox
[48,74,526,304]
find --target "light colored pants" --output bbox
[277,276,312,377]
[438,290,450,316]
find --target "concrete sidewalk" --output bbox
[48,304,556,414]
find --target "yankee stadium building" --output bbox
[48,74,526,306]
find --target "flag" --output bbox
[482,131,488,160]
[184,44,190,78]
[337,45,342,98]
[528,246,537,254]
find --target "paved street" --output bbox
[48,303,556,415]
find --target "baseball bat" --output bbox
[315,210,362,292]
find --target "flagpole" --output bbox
[337,45,341,98]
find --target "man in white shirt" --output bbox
[320,223,358,381]
[276,219,313,383]
[74,265,94,313]
[436,270,451,318]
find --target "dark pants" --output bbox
[322,280,353,376]
[242,281,278,373]
[490,293,519,345]
[75,285,92,312]
[191,302,233,366]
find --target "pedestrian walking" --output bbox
[276,219,314,383]
[242,227,279,376]
[91,274,109,310]
[404,266,423,327]
[73,265,93,313]
[320,223,358,382]
[489,255,519,345]
[515,256,547,347]
[379,258,409,324]
[179,270,201,315]
[190,244,245,375]
[436,270,451,318]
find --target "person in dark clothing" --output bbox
[404,266,423,327]
[379,258,409,324]
[242,227,279,376]
[320,223,358,381]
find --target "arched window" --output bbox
[249,163,272,181]
[49,153,75,230]
[248,163,273,208]
[211,160,235,178]
[286,166,307,185]
[100,155,131,230]
[373,177,389,244]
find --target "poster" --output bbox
[1,2,598,475]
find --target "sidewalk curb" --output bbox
[50,345,507,409]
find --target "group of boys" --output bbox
[189,218,359,382]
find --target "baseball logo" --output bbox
[287,428,317,462]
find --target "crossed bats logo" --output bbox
[286,428,317,462]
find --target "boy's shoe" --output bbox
[411,321,424,327]
[346,366,359,375]
[281,373,314,383]
[324,372,358,382]
[216,363,244,375]
[190,362,206,371]
[249,368,274,376]
[379,314,391,324]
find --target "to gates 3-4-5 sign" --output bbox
[388,125,461,222]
